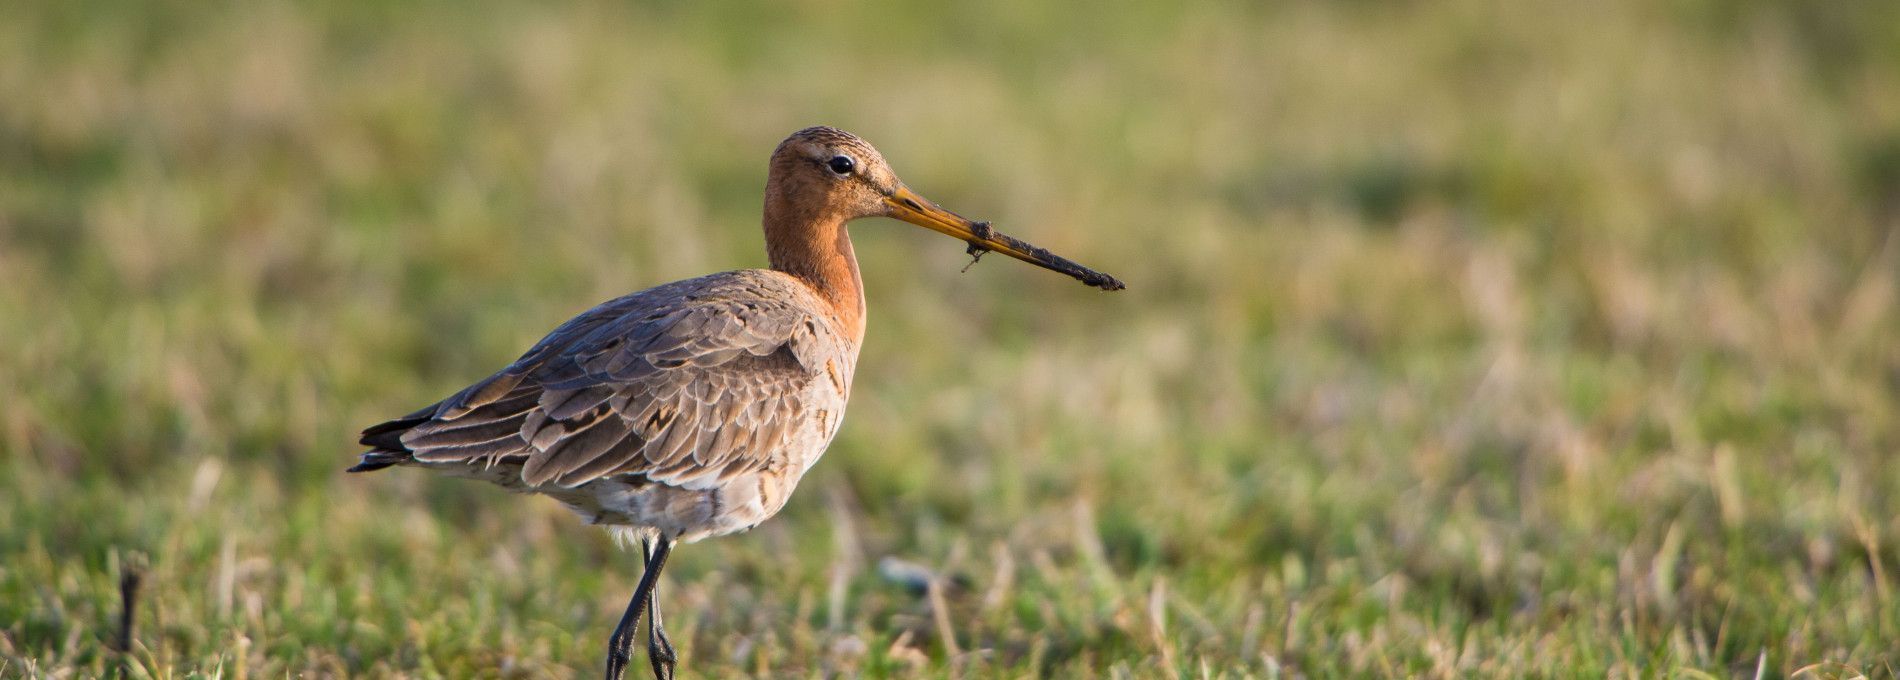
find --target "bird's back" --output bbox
[353,268,859,542]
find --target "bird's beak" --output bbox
[884,186,1125,291]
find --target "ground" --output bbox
[2,0,1899,677]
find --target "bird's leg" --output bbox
[605,538,672,680]
[604,579,643,680]
[642,538,678,680]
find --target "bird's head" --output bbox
[766,126,1124,291]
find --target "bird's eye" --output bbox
[826,155,856,175]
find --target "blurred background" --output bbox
[3,0,1898,676]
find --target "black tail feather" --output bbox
[347,451,408,473]
[349,404,437,472]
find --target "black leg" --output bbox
[605,537,673,680]
[642,538,678,680]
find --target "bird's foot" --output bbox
[605,646,634,680]
[646,632,677,680]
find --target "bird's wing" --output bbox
[364,275,846,489]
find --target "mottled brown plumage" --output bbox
[349,126,1122,680]
[356,271,853,540]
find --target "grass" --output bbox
[3,0,1899,676]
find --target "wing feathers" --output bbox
[523,411,631,486]
[357,272,850,490]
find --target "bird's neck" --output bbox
[763,203,866,341]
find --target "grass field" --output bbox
[4,0,1900,677]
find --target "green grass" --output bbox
[4,0,1900,676]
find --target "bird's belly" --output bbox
[552,471,787,543]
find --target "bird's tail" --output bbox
[347,405,436,473]
[346,450,410,473]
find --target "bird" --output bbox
[348,126,1123,680]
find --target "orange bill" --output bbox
[884,186,1126,291]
